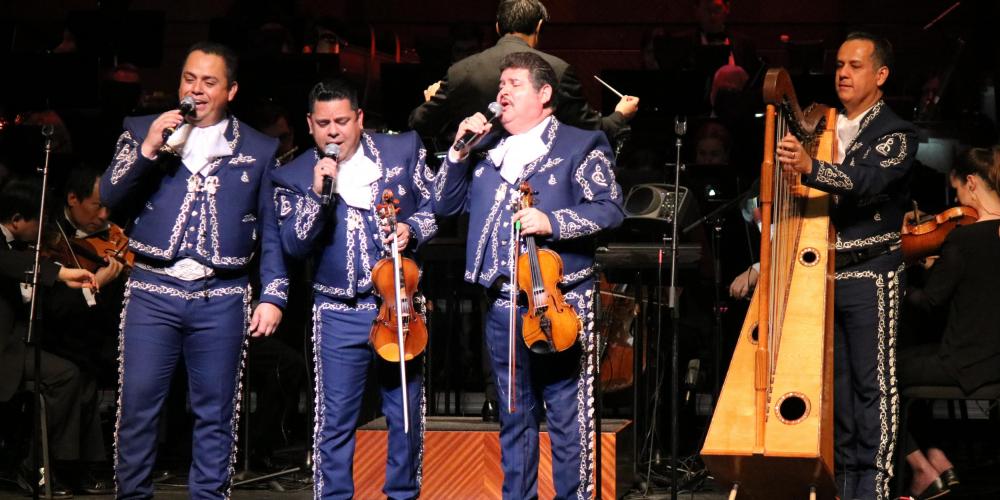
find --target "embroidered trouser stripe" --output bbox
[485,279,596,499]
[114,270,249,500]
[832,255,903,500]
[311,297,424,500]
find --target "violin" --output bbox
[901,203,978,264]
[47,223,135,273]
[514,181,581,354]
[370,189,427,433]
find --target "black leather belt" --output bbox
[834,242,899,269]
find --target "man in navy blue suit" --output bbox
[778,32,917,500]
[100,41,286,499]
[270,80,436,499]
[435,51,624,499]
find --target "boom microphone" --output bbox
[320,143,341,206]
[453,102,502,151]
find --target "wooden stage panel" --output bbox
[354,417,632,499]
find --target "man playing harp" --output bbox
[777,32,917,500]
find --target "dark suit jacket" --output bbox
[0,242,61,401]
[907,220,1000,394]
[408,35,628,148]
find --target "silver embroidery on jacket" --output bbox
[109,131,138,185]
[835,231,900,251]
[552,208,601,239]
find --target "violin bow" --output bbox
[380,190,411,433]
[506,189,522,414]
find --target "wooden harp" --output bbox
[701,68,838,500]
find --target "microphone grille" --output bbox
[179,95,197,115]
[324,143,341,158]
[487,102,503,117]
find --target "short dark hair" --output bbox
[845,31,894,71]
[497,0,549,36]
[953,146,1000,194]
[0,176,42,223]
[500,52,558,108]
[186,41,239,85]
[307,79,359,113]
[63,164,103,204]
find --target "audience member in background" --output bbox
[693,120,733,166]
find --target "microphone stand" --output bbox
[667,116,686,500]
[683,183,759,402]
[26,124,56,500]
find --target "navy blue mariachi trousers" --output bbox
[312,293,424,500]
[485,279,597,500]
[114,268,251,500]
[832,251,904,500]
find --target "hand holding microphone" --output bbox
[141,96,197,159]
[315,143,341,205]
[451,102,502,159]
[162,96,197,141]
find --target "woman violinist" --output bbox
[899,147,1000,499]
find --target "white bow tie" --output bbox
[179,123,232,174]
[335,150,381,209]
[489,133,547,184]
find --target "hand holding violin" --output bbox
[381,222,412,252]
[512,208,552,237]
[94,256,125,288]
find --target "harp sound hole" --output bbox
[799,248,819,266]
[776,393,809,424]
[749,324,759,344]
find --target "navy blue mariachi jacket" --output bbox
[803,100,917,253]
[433,118,624,289]
[100,114,289,308]
[269,131,437,299]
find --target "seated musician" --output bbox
[269,79,435,499]
[434,51,624,498]
[0,176,99,497]
[898,147,1000,499]
[41,165,128,493]
[44,165,127,373]
[777,32,917,500]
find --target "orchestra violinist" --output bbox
[269,79,435,499]
[0,175,107,497]
[39,165,124,494]
[898,146,1000,499]
[434,51,624,499]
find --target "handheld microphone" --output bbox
[320,143,341,206]
[162,96,198,141]
[453,102,502,152]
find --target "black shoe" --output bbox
[939,468,960,489]
[150,469,174,484]
[250,452,297,473]
[77,474,113,495]
[481,399,499,422]
[913,477,950,500]
[16,463,74,499]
